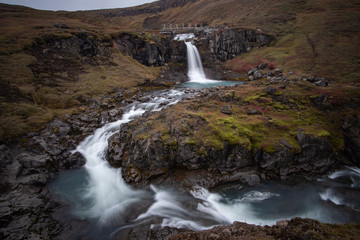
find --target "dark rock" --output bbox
[266,70,273,76]
[16,153,51,169]
[274,68,282,75]
[63,152,86,169]
[262,86,276,95]
[314,79,328,87]
[221,105,232,114]
[307,76,316,82]
[205,29,273,62]
[247,108,262,115]
[280,138,292,149]
[311,95,332,109]
[53,22,70,29]
[342,115,360,165]
[169,218,360,240]
[257,62,267,70]
[253,70,262,79]
[248,68,257,75]
[242,174,260,186]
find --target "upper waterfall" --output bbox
[185,41,218,83]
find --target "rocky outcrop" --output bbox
[114,32,185,67]
[196,28,273,63]
[108,121,336,187]
[32,32,112,58]
[0,89,139,240]
[342,115,360,166]
[107,90,337,187]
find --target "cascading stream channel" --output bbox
[50,35,360,238]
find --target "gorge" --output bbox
[49,37,360,239]
[0,1,360,239]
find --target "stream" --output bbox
[49,40,360,239]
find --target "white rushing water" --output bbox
[185,41,219,83]
[50,38,360,238]
[70,92,184,223]
[67,88,287,233]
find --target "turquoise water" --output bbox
[178,80,244,89]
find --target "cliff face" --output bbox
[201,28,273,62]
[113,28,273,70]
[106,80,357,188]
[113,32,185,67]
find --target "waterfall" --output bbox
[185,41,218,83]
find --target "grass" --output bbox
[0,11,161,141]
[128,80,359,154]
[0,0,359,141]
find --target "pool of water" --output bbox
[49,166,360,239]
[178,80,244,89]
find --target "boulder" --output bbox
[221,105,232,114]
[262,86,276,95]
[253,70,262,79]
[247,108,262,115]
[314,79,328,87]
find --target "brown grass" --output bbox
[0,0,359,141]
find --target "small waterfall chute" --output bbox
[185,41,218,83]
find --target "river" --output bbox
[49,41,360,239]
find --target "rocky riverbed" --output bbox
[1,78,360,239]
[1,22,360,239]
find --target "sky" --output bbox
[0,0,158,11]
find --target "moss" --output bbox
[317,130,331,138]
[161,134,178,149]
[198,146,207,156]
[272,102,290,110]
[185,138,196,145]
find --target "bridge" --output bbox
[160,23,205,33]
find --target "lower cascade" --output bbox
[51,91,360,238]
[50,37,360,239]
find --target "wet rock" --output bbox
[16,153,51,169]
[109,108,122,119]
[242,174,261,186]
[62,152,86,169]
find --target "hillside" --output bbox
[0,0,359,141]
[96,0,360,81]
[0,1,360,240]
[0,4,162,141]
